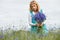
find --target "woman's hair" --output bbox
[29,1,40,12]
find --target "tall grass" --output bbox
[0,30,60,40]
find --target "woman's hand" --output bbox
[36,24,40,27]
[36,23,43,27]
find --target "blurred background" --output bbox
[0,0,60,31]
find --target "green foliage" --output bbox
[0,30,60,40]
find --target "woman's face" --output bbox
[31,3,38,12]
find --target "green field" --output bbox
[0,30,60,40]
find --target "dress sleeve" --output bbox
[28,13,37,26]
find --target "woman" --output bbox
[28,0,48,35]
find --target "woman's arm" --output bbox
[28,13,37,26]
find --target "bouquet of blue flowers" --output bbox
[34,12,46,23]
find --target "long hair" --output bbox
[29,1,40,13]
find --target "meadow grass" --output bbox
[0,30,60,40]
